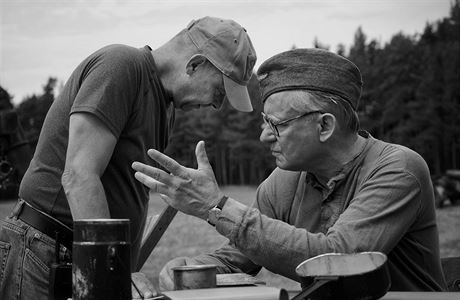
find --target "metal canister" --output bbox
[72,219,131,300]
[172,265,217,290]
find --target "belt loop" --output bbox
[10,198,25,219]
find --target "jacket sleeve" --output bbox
[212,165,423,281]
[187,168,302,277]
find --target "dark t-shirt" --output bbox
[19,44,171,264]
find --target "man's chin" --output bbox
[274,157,287,169]
[275,158,300,171]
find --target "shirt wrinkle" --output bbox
[209,131,446,290]
[306,133,371,201]
[19,44,171,267]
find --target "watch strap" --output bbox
[216,195,229,210]
[207,195,229,226]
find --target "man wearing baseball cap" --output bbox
[184,16,256,112]
[0,16,256,299]
[133,48,447,293]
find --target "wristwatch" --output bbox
[207,196,229,226]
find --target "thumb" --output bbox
[195,141,211,171]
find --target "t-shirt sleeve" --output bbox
[70,46,140,137]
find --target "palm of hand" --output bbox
[134,141,224,220]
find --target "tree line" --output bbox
[348,1,459,175]
[0,1,458,185]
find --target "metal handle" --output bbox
[291,277,339,300]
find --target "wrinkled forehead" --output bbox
[263,90,315,115]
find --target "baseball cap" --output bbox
[257,48,363,110]
[186,16,257,112]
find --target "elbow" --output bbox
[61,166,90,196]
[61,167,76,196]
[324,231,376,254]
[62,164,102,196]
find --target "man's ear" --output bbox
[318,113,336,142]
[186,54,207,75]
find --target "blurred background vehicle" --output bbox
[433,170,460,208]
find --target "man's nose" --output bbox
[260,123,276,143]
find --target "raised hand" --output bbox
[132,141,224,220]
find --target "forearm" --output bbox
[62,168,110,219]
[214,191,419,282]
[192,244,262,276]
[215,198,309,281]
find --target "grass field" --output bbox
[139,185,301,291]
[1,185,459,291]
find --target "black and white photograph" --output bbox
[0,1,458,299]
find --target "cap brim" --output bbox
[223,75,253,112]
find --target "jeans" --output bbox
[0,202,71,300]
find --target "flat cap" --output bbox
[257,48,363,110]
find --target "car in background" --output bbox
[433,169,460,208]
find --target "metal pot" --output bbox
[172,265,217,290]
[292,252,391,300]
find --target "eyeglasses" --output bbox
[261,110,323,137]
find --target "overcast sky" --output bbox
[0,0,453,105]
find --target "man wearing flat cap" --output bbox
[132,48,447,292]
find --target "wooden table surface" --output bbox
[380,292,459,299]
[286,291,459,300]
[158,288,459,300]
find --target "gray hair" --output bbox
[288,90,360,133]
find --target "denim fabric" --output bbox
[0,214,70,300]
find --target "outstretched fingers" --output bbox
[132,161,172,182]
[147,149,186,177]
[133,171,169,195]
[132,162,173,193]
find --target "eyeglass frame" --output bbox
[261,110,324,137]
